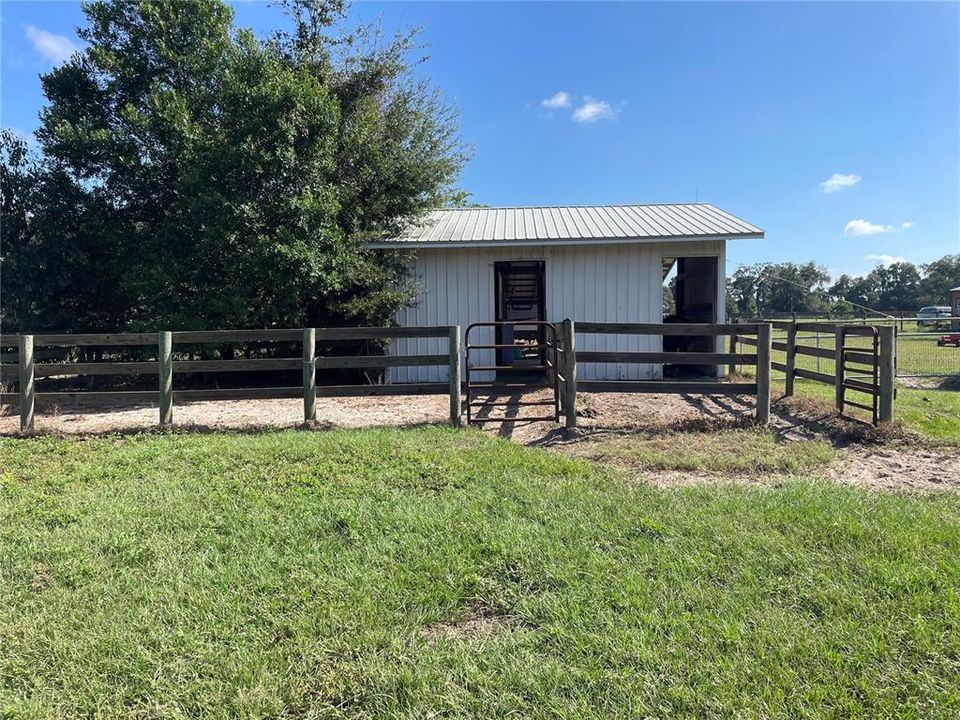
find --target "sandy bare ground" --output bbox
[0,394,447,434]
[823,444,960,492]
[0,388,756,436]
[2,389,958,492]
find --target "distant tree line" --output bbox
[1,0,466,334]
[726,255,960,318]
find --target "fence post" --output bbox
[755,323,771,424]
[449,325,461,426]
[303,327,316,423]
[562,318,577,428]
[159,331,173,426]
[878,325,895,423]
[553,323,563,414]
[784,322,797,397]
[834,325,845,412]
[728,332,738,376]
[18,334,34,432]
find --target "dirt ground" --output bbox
[2,389,958,493]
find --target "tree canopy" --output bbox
[726,262,832,318]
[726,256,960,318]
[1,0,466,332]
[827,256,960,313]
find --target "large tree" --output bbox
[918,254,960,306]
[725,262,831,317]
[1,0,466,332]
[829,261,927,312]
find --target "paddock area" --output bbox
[4,388,958,493]
[0,388,743,437]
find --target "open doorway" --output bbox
[662,256,719,377]
[494,260,546,370]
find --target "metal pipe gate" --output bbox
[838,325,881,425]
[464,321,561,425]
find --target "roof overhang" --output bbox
[367,231,764,250]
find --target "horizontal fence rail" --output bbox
[1,326,463,431]
[576,322,761,336]
[731,320,896,425]
[567,320,772,426]
[5,317,912,432]
[760,317,960,379]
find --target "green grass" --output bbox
[577,427,834,473]
[776,378,960,445]
[3,428,959,718]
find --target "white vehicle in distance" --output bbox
[916,306,952,327]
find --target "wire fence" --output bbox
[760,319,960,380]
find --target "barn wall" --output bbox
[386,240,726,383]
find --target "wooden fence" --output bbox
[731,320,895,424]
[1,327,461,431]
[3,321,780,433]
[556,320,772,427]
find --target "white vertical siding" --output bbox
[387,240,726,383]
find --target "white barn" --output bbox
[369,203,763,383]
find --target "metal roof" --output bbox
[369,203,763,248]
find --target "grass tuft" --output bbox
[578,427,835,474]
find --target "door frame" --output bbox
[493,260,547,367]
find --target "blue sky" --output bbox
[2,1,958,277]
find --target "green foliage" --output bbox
[830,263,921,312]
[725,256,960,319]
[726,262,831,317]
[918,254,960,305]
[662,275,677,316]
[2,428,959,716]
[1,0,467,332]
[828,256,959,313]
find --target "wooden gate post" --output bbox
[878,325,895,423]
[755,323,771,424]
[728,330,738,377]
[784,322,797,397]
[303,327,316,423]
[833,326,845,412]
[159,331,173,426]
[18,334,34,432]
[449,325,461,426]
[562,318,577,428]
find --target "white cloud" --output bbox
[541,91,572,110]
[865,254,909,267]
[844,218,915,236]
[819,173,861,193]
[844,219,895,236]
[25,24,79,65]
[572,96,617,123]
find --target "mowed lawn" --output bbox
[2,428,959,718]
